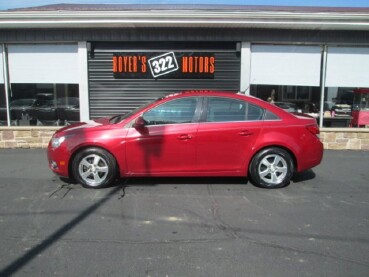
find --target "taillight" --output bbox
[306,124,320,137]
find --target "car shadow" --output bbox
[58,170,316,189]
[120,176,249,186]
[59,176,249,188]
[292,169,316,184]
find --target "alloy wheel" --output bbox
[78,154,109,187]
[257,154,288,186]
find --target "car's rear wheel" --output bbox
[249,147,294,189]
[72,148,117,189]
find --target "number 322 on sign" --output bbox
[148,52,179,78]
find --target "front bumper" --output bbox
[47,141,71,178]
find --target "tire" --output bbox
[72,148,117,189]
[249,147,294,189]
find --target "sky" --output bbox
[1,0,369,10]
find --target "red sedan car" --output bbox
[47,91,323,189]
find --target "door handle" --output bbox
[239,130,253,136]
[178,134,192,140]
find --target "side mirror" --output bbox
[133,116,146,129]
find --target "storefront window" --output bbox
[352,88,369,127]
[0,85,7,126]
[250,85,320,114]
[249,45,322,125]
[5,44,80,126]
[324,46,369,128]
[9,83,79,126]
[0,46,5,126]
[323,87,369,128]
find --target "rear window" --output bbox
[264,110,280,120]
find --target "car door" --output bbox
[125,97,201,175]
[196,96,264,173]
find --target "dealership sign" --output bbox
[112,52,215,79]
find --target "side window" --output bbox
[206,97,264,122]
[143,97,198,126]
[246,103,264,121]
[264,110,280,120]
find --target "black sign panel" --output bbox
[112,52,215,79]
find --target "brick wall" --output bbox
[320,128,369,150]
[0,127,59,148]
[1,126,369,150]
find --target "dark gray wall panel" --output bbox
[2,28,369,45]
[88,43,240,118]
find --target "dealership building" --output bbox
[0,4,369,149]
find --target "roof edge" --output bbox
[1,5,369,31]
[6,4,369,13]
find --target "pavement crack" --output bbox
[207,184,240,239]
[48,184,75,199]
[118,179,129,200]
[61,187,73,199]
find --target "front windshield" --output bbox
[109,100,157,124]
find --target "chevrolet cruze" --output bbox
[48,91,323,189]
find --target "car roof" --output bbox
[163,90,268,104]
[163,90,260,101]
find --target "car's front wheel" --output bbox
[72,148,117,189]
[249,147,294,189]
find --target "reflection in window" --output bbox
[325,87,354,111]
[353,89,369,111]
[282,86,311,101]
[0,85,7,126]
[9,83,79,126]
[143,97,198,125]
[352,88,369,127]
[322,87,355,127]
[250,85,320,114]
[206,97,263,122]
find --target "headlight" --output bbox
[51,136,66,149]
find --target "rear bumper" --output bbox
[297,138,324,172]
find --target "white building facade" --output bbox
[1,4,369,129]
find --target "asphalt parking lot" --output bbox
[0,149,368,276]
